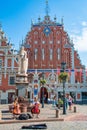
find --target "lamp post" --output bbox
[61,62,66,114]
[42,85,44,108]
[40,72,45,108]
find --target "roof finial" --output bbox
[61,16,64,25]
[45,0,49,16]
[21,38,24,46]
[54,15,57,22]
[38,16,41,23]
[0,22,2,30]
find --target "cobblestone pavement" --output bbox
[0,104,87,130]
[0,121,87,130]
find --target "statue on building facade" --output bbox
[18,46,28,75]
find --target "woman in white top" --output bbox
[68,95,73,110]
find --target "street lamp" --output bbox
[40,72,45,108]
[61,62,66,114]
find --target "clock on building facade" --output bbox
[43,26,51,36]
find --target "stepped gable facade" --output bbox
[23,1,87,103]
[0,1,87,104]
[24,14,84,83]
[0,26,18,103]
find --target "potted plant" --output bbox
[40,79,46,85]
[58,72,68,82]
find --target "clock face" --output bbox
[43,27,51,36]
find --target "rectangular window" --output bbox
[34,48,38,60]
[42,48,44,60]
[57,49,60,60]
[42,41,45,44]
[0,75,2,85]
[50,49,53,60]
[0,41,1,46]
[49,41,53,44]
[57,40,60,44]
[34,41,38,44]
[0,59,2,70]
[9,76,15,85]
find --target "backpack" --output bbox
[18,114,29,120]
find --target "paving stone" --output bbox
[0,104,87,130]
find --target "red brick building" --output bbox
[24,15,85,82]
[0,26,18,104]
[0,1,87,104]
[24,1,87,103]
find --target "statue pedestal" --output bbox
[16,46,29,97]
[15,73,29,97]
[16,74,28,84]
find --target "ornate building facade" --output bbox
[24,1,87,103]
[0,1,87,104]
[0,25,18,103]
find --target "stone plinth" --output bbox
[16,74,28,84]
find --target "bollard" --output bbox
[56,108,59,118]
[74,106,76,113]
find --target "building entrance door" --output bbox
[40,87,48,103]
[82,92,87,104]
[8,92,15,103]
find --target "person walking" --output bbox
[68,95,73,110]
[52,96,58,107]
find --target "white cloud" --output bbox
[81,21,87,26]
[70,29,80,34]
[70,22,87,52]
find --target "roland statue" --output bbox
[18,46,28,75]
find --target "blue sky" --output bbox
[0,0,87,68]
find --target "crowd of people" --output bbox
[52,94,73,110]
[10,94,74,119]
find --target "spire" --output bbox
[54,15,57,22]
[38,16,41,23]
[21,38,24,46]
[45,0,49,16]
[61,16,64,25]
